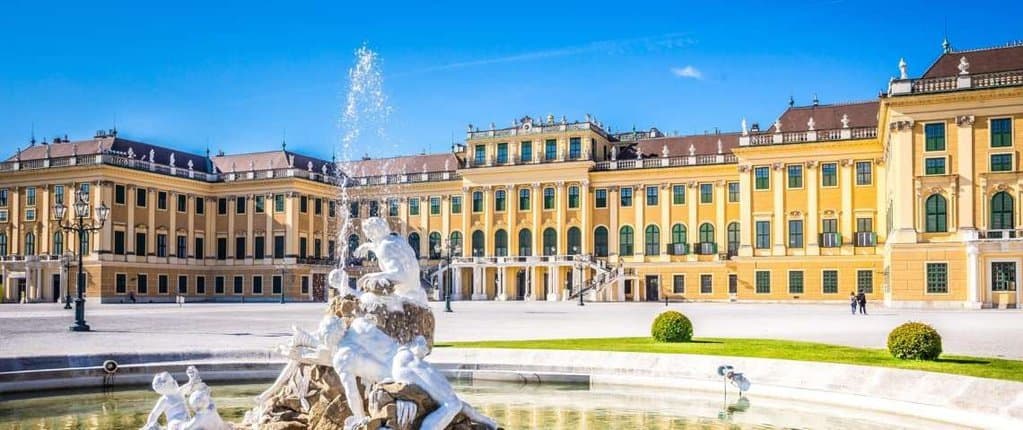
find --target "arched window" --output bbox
[428,232,441,259]
[699,223,715,243]
[25,232,35,255]
[518,229,532,256]
[543,228,557,255]
[619,226,634,256]
[450,231,463,256]
[567,227,581,254]
[727,222,740,253]
[991,191,1015,230]
[471,230,485,256]
[0,233,6,256]
[347,234,359,257]
[645,225,660,256]
[407,233,420,259]
[494,229,508,256]
[671,224,687,244]
[594,226,608,257]
[53,232,64,255]
[925,194,948,232]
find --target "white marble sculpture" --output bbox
[141,372,190,430]
[142,368,231,430]
[351,217,428,310]
[185,389,231,430]
[170,153,176,167]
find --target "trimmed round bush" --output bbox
[887,322,942,360]
[651,311,693,343]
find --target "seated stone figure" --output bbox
[178,366,208,403]
[351,217,428,310]
[141,372,190,430]
[184,388,231,430]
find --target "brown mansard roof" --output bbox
[769,100,879,133]
[211,150,334,174]
[7,136,215,173]
[630,132,741,158]
[922,43,1023,78]
[342,153,459,177]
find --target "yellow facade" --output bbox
[2,42,1021,307]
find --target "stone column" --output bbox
[483,186,493,255]
[40,187,49,255]
[806,162,820,255]
[556,182,566,254]
[547,265,558,301]
[497,267,507,301]
[286,193,297,256]
[246,194,254,261]
[966,243,981,308]
[169,192,178,258]
[148,189,156,256]
[580,181,590,254]
[264,194,273,261]
[609,186,619,255]
[715,180,727,252]
[227,196,236,260]
[687,182,698,261]
[840,159,854,254]
[772,163,786,255]
[956,115,977,238]
[737,166,753,256]
[659,183,669,258]
[887,120,918,243]
[634,185,645,257]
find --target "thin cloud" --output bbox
[400,33,694,76]
[671,65,702,79]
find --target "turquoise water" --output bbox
[0,380,963,429]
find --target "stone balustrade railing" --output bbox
[466,120,610,141]
[739,126,877,147]
[890,69,1023,96]
[593,153,737,171]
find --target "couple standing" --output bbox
[850,291,867,315]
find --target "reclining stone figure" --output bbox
[351,217,428,310]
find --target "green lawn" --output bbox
[441,337,1023,383]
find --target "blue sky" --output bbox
[1,0,1021,160]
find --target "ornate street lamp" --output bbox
[54,191,109,332]
[62,252,73,309]
[435,240,461,313]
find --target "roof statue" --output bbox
[444,159,450,171]
[898,58,908,79]
[741,118,748,136]
[45,144,51,159]
[71,144,77,156]
[688,144,695,157]
[958,56,970,75]
[169,152,176,167]
[466,124,473,133]
[610,146,617,161]
[128,147,135,159]
[149,149,156,163]
[321,164,328,174]
[774,119,782,133]
[560,115,567,125]
[489,122,495,131]
[288,154,295,167]
[231,161,237,172]
[249,160,256,171]
[307,160,314,172]
[662,144,670,158]
[807,117,816,131]
[841,114,850,129]
[585,113,592,123]
[546,114,554,124]
[717,139,723,154]
[269,158,274,170]
[187,159,194,170]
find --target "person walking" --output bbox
[849,292,857,315]
[856,290,867,315]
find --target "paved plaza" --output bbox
[1,301,1022,360]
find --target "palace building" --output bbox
[1,42,1021,308]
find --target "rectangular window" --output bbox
[545,139,557,160]
[788,271,804,294]
[177,194,187,212]
[821,163,838,187]
[176,235,186,258]
[408,198,419,215]
[991,118,1012,147]
[253,236,265,259]
[857,270,874,294]
[497,190,508,211]
[595,189,607,208]
[113,231,126,255]
[567,187,579,209]
[196,276,206,294]
[620,187,633,207]
[496,142,508,164]
[728,182,739,202]
[543,188,554,210]
[299,237,308,259]
[178,275,188,294]
[991,153,1013,172]
[856,161,872,185]
[755,271,771,294]
[520,141,533,162]
[314,198,322,215]
[925,123,945,151]
[274,235,285,258]
[215,276,225,294]
[194,237,205,260]
[195,197,205,215]
[569,137,581,159]
[272,275,283,295]
[158,275,169,295]
[925,157,946,175]
[329,200,336,217]
[387,199,398,217]
[135,233,147,257]
[700,274,712,294]
[755,221,770,249]
[430,197,441,215]
[328,240,336,259]
[787,165,803,188]
[116,273,127,294]
[157,191,168,210]
[114,185,125,205]
[54,185,65,205]
[301,276,310,295]
[474,145,485,165]
[926,263,948,293]
[646,186,658,206]
[235,237,246,259]
[451,196,462,213]
[754,167,770,190]
[518,189,530,210]
[154,233,166,256]
[700,183,712,203]
[822,270,838,294]
[25,187,36,206]
[233,276,243,294]
[217,238,227,260]
[672,185,685,204]
[349,201,360,217]
[137,274,149,295]
[300,196,308,213]
[314,238,322,258]
[217,198,227,215]
[235,196,246,214]
[79,183,90,201]
[992,262,1016,292]
[274,194,285,212]
[822,218,837,233]
[137,188,148,207]
[788,220,804,248]
[672,275,685,294]
[473,191,484,212]
[252,276,263,294]
[255,195,265,213]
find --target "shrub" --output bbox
[887,322,942,360]
[651,311,693,342]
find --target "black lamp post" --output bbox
[54,191,109,332]
[277,265,289,304]
[62,252,73,309]
[435,240,460,313]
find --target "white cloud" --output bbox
[671,65,703,79]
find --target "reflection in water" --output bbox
[0,380,958,430]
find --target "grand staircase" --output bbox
[567,257,626,300]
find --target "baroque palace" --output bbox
[1,42,1021,308]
